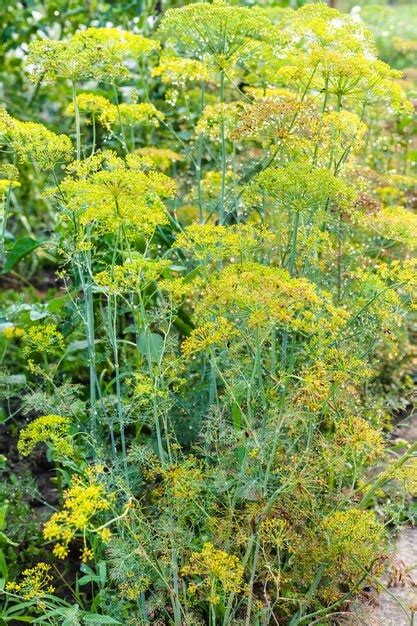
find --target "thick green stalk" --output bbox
[107,294,129,485]
[219,68,226,225]
[72,82,81,161]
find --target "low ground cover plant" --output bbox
[0,1,416,624]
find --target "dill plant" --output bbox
[0,2,416,625]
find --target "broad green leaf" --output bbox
[138,331,164,362]
[3,237,42,273]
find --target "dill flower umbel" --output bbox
[0,109,73,169]
[43,472,112,559]
[365,206,417,250]
[152,54,212,88]
[0,180,19,199]
[196,263,348,335]
[18,414,73,459]
[247,162,355,215]
[158,0,281,67]
[164,457,205,500]
[94,257,170,293]
[323,508,385,573]
[27,28,159,84]
[135,147,183,171]
[195,103,243,142]
[117,103,164,127]
[182,542,244,604]
[387,458,417,495]
[181,319,238,357]
[231,98,317,150]
[22,323,65,356]
[175,223,274,262]
[65,93,117,130]
[335,416,385,462]
[2,325,24,339]
[58,151,176,235]
[6,563,55,601]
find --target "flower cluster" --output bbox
[175,223,274,262]
[196,263,349,335]
[95,257,170,293]
[22,324,65,356]
[181,318,238,357]
[58,151,176,235]
[1,108,72,169]
[182,542,244,604]
[6,563,55,601]
[18,414,73,458]
[43,471,112,560]
[27,28,159,84]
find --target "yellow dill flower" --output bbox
[365,206,417,250]
[158,277,192,303]
[259,517,287,548]
[197,263,348,336]
[175,223,274,262]
[0,109,72,169]
[135,147,183,171]
[164,457,204,500]
[336,416,385,462]
[246,161,355,215]
[296,361,333,411]
[118,577,151,600]
[195,102,243,142]
[27,28,159,84]
[53,544,69,559]
[182,542,244,602]
[158,0,281,67]
[97,527,112,542]
[323,509,385,574]
[0,179,20,199]
[18,415,73,459]
[6,563,55,600]
[131,372,154,397]
[230,98,317,150]
[321,111,368,159]
[44,473,112,558]
[65,93,117,130]
[22,323,64,356]
[152,54,213,87]
[388,458,417,495]
[2,325,24,339]
[0,163,19,181]
[181,318,238,357]
[94,257,170,293]
[58,151,175,235]
[80,547,94,563]
[117,103,164,127]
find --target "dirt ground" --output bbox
[346,413,417,626]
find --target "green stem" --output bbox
[219,68,226,225]
[72,82,81,161]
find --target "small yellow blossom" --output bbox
[65,93,117,130]
[81,547,94,563]
[118,103,164,127]
[181,319,238,357]
[182,542,244,603]
[95,257,170,293]
[22,323,64,356]
[2,326,25,339]
[6,563,55,600]
[44,474,112,558]
[18,415,73,459]
[97,527,112,542]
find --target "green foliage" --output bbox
[0,1,416,625]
